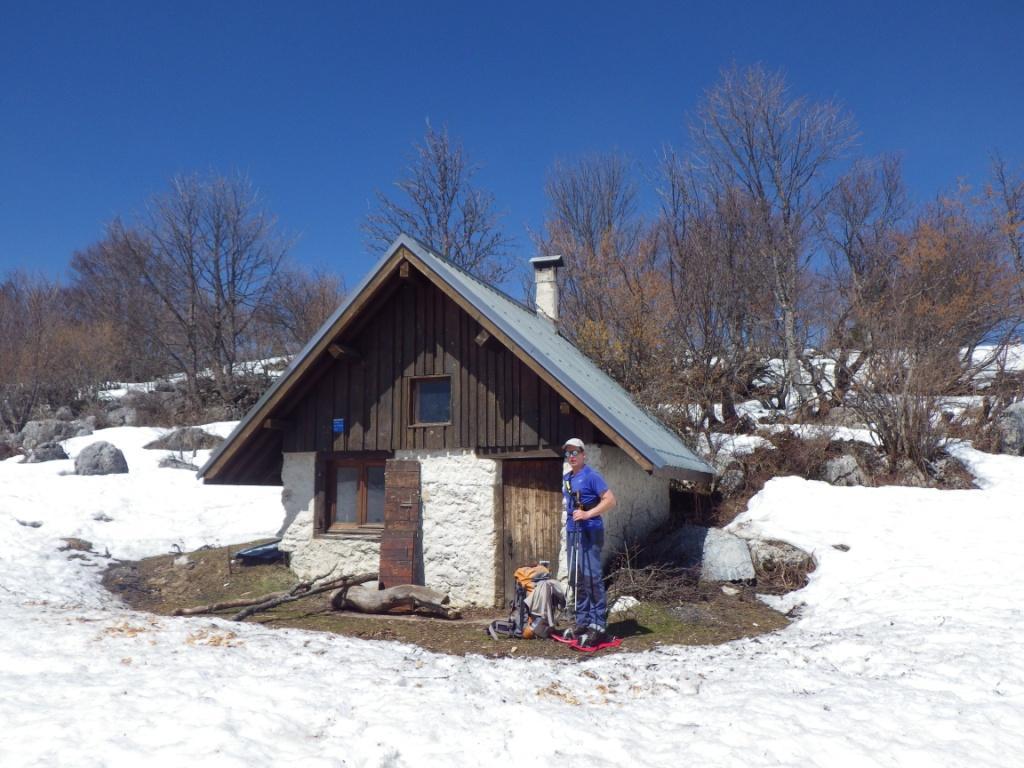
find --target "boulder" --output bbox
[996,401,1024,456]
[145,427,221,452]
[0,436,18,461]
[19,418,93,450]
[699,527,756,582]
[822,454,866,486]
[747,539,814,576]
[105,406,139,427]
[75,441,129,476]
[23,442,69,463]
[54,406,75,421]
[159,455,200,471]
[671,525,755,582]
[716,463,746,496]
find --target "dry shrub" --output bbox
[607,562,700,606]
[713,430,835,526]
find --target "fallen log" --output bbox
[174,571,378,620]
[174,593,288,616]
[231,572,378,621]
[331,584,461,619]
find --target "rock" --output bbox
[609,596,639,615]
[895,459,929,488]
[74,441,129,475]
[748,539,815,576]
[0,437,18,461]
[699,527,756,582]
[17,519,42,528]
[720,584,740,596]
[92,512,114,522]
[996,401,1024,456]
[20,420,72,450]
[23,441,69,463]
[716,464,746,496]
[159,455,200,471]
[105,406,139,427]
[822,454,866,486]
[60,538,94,552]
[54,406,75,421]
[671,525,756,582]
[145,427,221,452]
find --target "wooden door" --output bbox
[501,458,563,603]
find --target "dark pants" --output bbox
[567,526,606,630]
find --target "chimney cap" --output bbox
[529,254,564,269]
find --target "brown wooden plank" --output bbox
[315,371,334,452]
[415,275,427,378]
[401,281,416,449]
[504,347,515,447]
[478,338,490,448]
[332,364,346,451]
[443,294,459,448]
[377,299,394,449]
[460,311,471,448]
[348,358,365,450]
[363,336,376,452]
[434,282,445,375]
[392,290,404,449]
[493,345,505,448]
[469,320,480,449]
[519,358,538,448]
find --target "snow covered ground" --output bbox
[2,427,1023,767]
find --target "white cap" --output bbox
[563,438,585,450]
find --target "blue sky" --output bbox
[2,1,1022,293]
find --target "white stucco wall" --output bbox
[275,450,499,608]
[396,449,498,608]
[277,452,382,581]
[556,444,671,580]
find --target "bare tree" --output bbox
[363,123,513,282]
[110,173,288,408]
[819,156,908,410]
[0,272,117,432]
[68,232,168,381]
[658,152,775,440]
[690,64,857,409]
[987,153,1024,296]
[535,154,670,400]
[260,265,346,354]
[848,197,1019,471]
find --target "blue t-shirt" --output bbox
[563,465,609,532]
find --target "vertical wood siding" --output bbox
[283,269,597,453]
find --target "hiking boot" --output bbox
[579,626,607,648]
[563,625,588,641]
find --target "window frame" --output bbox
[325,455,388,532]
[408,374,453,427]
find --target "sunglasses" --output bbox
[563,449,583,458]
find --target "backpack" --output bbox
[487,563,553,640]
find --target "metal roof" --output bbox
[199,234,714,485]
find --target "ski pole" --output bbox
[572,528,580,624]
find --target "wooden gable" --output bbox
[282,263,600,456]
[205,252,607,484]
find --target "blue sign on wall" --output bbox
[332,418,345,434]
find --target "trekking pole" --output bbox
[572,527,581,625]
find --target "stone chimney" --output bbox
[530,255,564,323]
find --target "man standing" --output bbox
[562,438,616,647]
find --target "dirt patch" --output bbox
[102,540,790,657]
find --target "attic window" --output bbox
[410,376,451,425]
